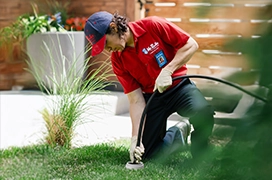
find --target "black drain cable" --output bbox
[136,74,268,147]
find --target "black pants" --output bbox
[141,78,214,160]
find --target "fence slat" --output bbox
[188,52,253,69]
[146,5,271,19]
[174,21,269,37]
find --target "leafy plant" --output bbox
[19,12,65,36]
[0,3,61,47]
[0,1,84,48]
[26,32,114,148]
[0,19,26,46]
[0,19,27,60]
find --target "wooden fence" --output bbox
[145,0,271,85]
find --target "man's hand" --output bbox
[153,68,173,93]
[130,136,145,163]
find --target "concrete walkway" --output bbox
[0,90,178,150]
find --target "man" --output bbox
[84,11,214,163]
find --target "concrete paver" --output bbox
[0,91,131,149]
[0,90,179,150]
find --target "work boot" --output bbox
[174,120,191,144]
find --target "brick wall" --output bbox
[0,0,137,90]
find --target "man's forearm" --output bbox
[130,102,145,137]
[126,88,146,137]
[165,37,199,73]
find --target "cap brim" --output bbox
[91,35,106,56]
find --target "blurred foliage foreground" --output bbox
[215,6,272,178]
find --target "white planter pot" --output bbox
[26,32,86,91]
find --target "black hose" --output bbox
[136,74,268,147]
[173,75,267,103]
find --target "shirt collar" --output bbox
[115,22,146,57]
[128,21,146,43]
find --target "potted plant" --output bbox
[0,1,86,89]
[13,2,88,90]
[26,30,87,91]
[0,1,69,49]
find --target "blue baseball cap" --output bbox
[84,11,113,56]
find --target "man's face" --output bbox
[105,33,126,53]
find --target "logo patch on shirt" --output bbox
[155,50,167,68]
[142,42,159,55]
[142,48,148,54]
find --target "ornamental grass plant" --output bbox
[26,32,114,148]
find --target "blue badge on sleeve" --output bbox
[155,50,167,68]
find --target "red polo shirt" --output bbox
[111,16,190,94]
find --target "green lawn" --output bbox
[0,136,270,180]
